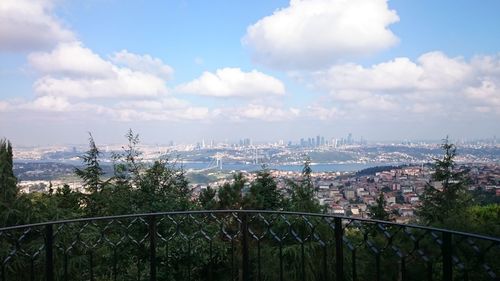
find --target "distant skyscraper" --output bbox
[316,135,320,147]
[331,138,338,148]
[347,133,353,145]
[239,138,252,147]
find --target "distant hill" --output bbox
[355,165,404,176]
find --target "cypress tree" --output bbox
[0,139,17,203]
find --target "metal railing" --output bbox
[1,210,499,281]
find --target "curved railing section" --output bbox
[1,210,499,281]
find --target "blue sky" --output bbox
[1,0,499,145]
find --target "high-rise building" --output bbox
[239,138,252,147]
[331,138,338,148]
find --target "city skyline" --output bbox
[1,0,500,145]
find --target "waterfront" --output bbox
[14,159,404,173]
[180,162,404,172]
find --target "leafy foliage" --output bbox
[198,185,217,210]
[74,133,104,194]
[368,193,390,221]
[417,138,473,227]
[286,158,323,213]
[245,167,282,210]
[218,172,246,210]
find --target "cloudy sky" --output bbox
[0,0,499,145]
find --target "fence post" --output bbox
[442,232,452,281]
[45,224,54,281]
[149,215,157,281]
[241,213,250,281]
[334,217,344,281]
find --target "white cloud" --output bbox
[24,95,71,112]
[305,52,500,118]
[111,50,174,80]
[305,105,343,120]
[177,68,285,98]
[115,98,189,111]
[34,69,168,99]
[29,42,114,78]
[30,42,170,99]
[466,80,500,108]
[109,104,302,123]
[233,104,299,121]
[2,95,217,122]
[108,106,215,122]
[315,52,472,93]
[0,0,74,52]
[243,0,399,70]
[3,31,217,122]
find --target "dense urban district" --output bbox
[11,135,500,224]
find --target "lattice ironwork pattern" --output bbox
[1,210,499,281]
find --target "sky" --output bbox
[0,0,499,145]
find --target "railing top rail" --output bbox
[1,210,499,242]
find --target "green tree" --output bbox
[75,133,107,216]
[368,193,390,221]
[75,133,104,193]
[107,131,193,213]
[0,139,20,226]
[0,139,17,203]
[218,172,246,209]
[246,167,281,210]
[417,138,472,226]
[287,158,323,213]
[198,185,217,210]
[112,129,144,186]
[136,159,192,212]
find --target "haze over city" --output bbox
[1,0,500,145]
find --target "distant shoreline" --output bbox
[14,159,406,172]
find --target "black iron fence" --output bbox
[0,210,498,281]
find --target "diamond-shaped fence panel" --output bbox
[0,211,499,281]
[0,226,45,281]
